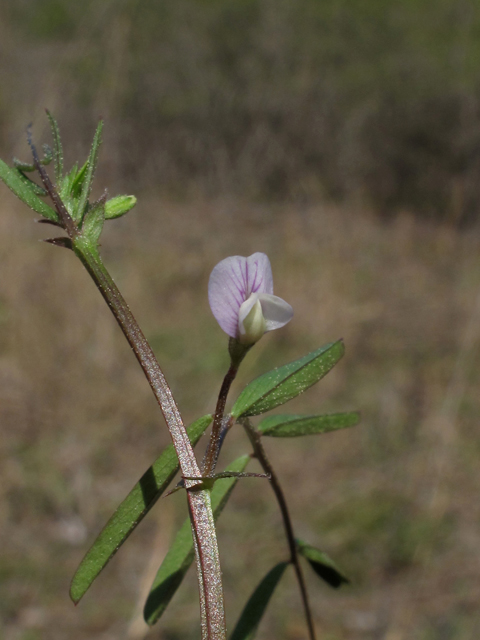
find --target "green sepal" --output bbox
[104,195,137,219]
[232,340,345,419]
[257,412,359,437]
[296,539,349,589]
[0,158,58,222]
[75,121,103,222]
[46,110,64,184]
[230,562,289,640]
[81,196,105,246]
[144,454,250,626]
[69,414,212,605]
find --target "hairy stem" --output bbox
[241,419,317,640]
[31,147,226,639]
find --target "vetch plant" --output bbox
[0,114,359,640]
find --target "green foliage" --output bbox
[296,540,349,589]
[232,341,345,419]
[75,121,103,224]
[105,195,137,219]
[257,412,359,438]
[81,198,105,247]
[46,111,64,184]
[69,414,212,604]
[230,562,288,640]
[144,454,250,625]
[0,158,58,221]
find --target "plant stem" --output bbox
[76,243,226,639]
[203,362,238,476]
[32,149,226,639]
[241,419,317,640]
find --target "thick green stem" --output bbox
[241,419,317,640]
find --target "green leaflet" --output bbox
[230,562,289,640]
[257,412,359,437]
[232,341,345,418]
[144,454,250,626]
[75,121,103,222]
[0,158,58,221]
[46,111,64,184]
[296,539,349,589]
[105,195,137,219]
[70,414,212,604]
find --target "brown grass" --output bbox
[1,191,480,639]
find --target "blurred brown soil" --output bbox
[0,193,479,639]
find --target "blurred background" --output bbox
[1,1,480,639]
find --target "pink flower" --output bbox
[208,252,293,345]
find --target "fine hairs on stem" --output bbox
[0,115,355,639]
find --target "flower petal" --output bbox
[238,295,266,344]
[258,293,294,332]
[208,253,273,338]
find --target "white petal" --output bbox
[238,293,260,334]
[258,293,294,332]
[238,295,266,344]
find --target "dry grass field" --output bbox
[1,187,479,639]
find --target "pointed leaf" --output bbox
[296,539,349,588]
[44,237,73,250]
[257,412,359,437]
[70,414,212,604]
[230,562,288,640]
[0,158,58,221]
[105,194,137,219]
[46,110,64,183]
[75,121,103,221]
[232,341,345,419]
[144,455,250,626]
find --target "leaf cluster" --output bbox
[0,113,136,248]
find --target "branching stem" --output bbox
[241,418,317,640]
[30,143,226,640]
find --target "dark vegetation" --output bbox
[1,0,480,222]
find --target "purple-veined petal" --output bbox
[208,253,273,338]
[258,293,294,332]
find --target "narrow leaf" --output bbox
[296,539,349,588]
[75,121,103,221]
[230,562,288,640]
[144,455,250,626]
[0,158,58,221]
[105,195,137,219]
[46,110,64,183]
[257,412,359,437]
[70,414,212,604]
[232,341,345,419]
